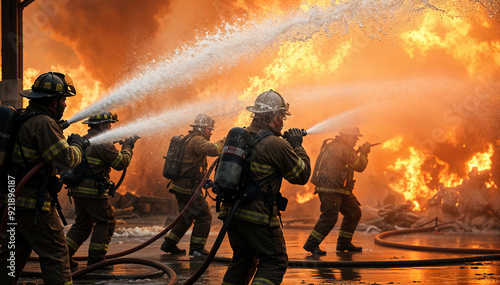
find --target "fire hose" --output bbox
[114,167,127,192]
[71,257,178,284]
[183,199,242,285]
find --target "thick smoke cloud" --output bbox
[25,0,172,85]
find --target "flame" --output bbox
[467,144,494,172]
[401,7,500,76]
[387,147,435,211]
[486,178,497,189]
[382,135,404,152]
[387,143,496,211]
[21,68,42,107]
[296,184,315,204]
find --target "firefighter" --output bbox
[0,72,86,285]
[303,127,371,255]
[219,90,311,285]
[65,112,138,270]
[160,113,225,256]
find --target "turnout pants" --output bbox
[164,192,212,251]
[305,192,362,247]
[65,197,116,262]
[0,209,72,285]
[222,219,288,285]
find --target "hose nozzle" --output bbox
[282,129,307,140]
[59,120,70,130]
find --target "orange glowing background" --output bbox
[1,0,499,218]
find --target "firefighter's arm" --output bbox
[278,141,311,185]
[343,148,368,172]
[195,136,224,157]
[38,119,82,171]
[103,143,133,170]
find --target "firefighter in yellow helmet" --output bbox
[219,90,311,284]
[0,72,86,285]
[64,111,138,270]
[161,113,225,256]
[303,127,371,255]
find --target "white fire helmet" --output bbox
[246,89,291,116]
[191,113,215,130]
[339,127,363,137]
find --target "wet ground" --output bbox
[19,215,500,284]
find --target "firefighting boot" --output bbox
[189,248,210,257]
[336,239,362,252]
[87,257,113,271]
[303,241,327,256]
[69,255,79,273]
[161,239,186,255]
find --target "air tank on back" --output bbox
[0,106,20,170]
[213,127,249,196]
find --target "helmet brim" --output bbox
[82,119,117,125]
[246,105,291,116]
[340,132,363,137]
[20,89,76,99]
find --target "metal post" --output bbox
[0,0,23,108]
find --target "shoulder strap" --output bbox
[311,138,335,186]
[320,138,334,151]
[245,130,280,187]
[17,110,53,167]
[248,130,275,148]
[177,133,203,179]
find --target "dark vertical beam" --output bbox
[1,0,20,80]
[18,0,23,80]
[1,0,23,108]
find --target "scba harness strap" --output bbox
[214,130,288,222]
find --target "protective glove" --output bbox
[67,134,90,151]
[284,128,304,148]
[124,135,140,149]
[59,120,70,130]
[358,142,371,155]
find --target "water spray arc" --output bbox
[306,106,368,135]
[88,97,238,145]
[66,0,412,126]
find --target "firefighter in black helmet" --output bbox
[161,113,225,257]
[64,111,138,271]
[219,90,311,285]
[0,72,86,285]
[304,127,371,255]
